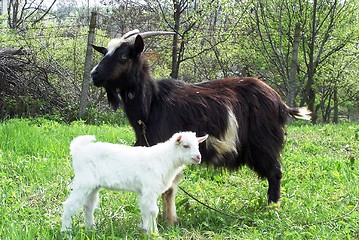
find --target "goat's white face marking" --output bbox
[106,38,126,56]
[90,64,98,75]
[207,108,239,158]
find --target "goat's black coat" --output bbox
[91,35,309,203]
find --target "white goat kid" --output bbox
[61,131,208,234]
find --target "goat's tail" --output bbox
[70,135,96,154]
[288,107,312,121]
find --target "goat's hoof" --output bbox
[268,201,281,210]
[167,216,180,226]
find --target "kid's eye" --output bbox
[183,144,190,149]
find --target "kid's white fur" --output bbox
[61,131,208,235]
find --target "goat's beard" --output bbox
[105,87,122,111]
[92,78,106,87]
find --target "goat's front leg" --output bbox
[162,172,183,225]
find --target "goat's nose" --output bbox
[196,154,201,163]
[90,66,98,77]
[91,70,97,77]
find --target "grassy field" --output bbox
[0,118,358,239]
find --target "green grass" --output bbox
[0,118,358,239]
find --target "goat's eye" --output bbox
[119,55,128,62]
[183,144,190,149]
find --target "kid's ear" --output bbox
[176,135,182,145]
[92,44,107,55]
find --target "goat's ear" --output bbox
[197,134,209,144]
[133,35,144,56]
[92,44,107,55]
[175,134,182,145]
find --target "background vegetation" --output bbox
[0,1,358,238]
[0,0,358,124]
[0,119,358,239]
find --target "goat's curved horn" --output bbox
[121,30,175,43]
[139,31,176,39]
[122,29,140,39]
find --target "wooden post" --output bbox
[1,0,8,27]
[1,0,7,15]
[79,11,97,118]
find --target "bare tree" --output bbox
[298,0,351,122]
[249,0,304,106]
[248,0,357,122]
[99,0,159,36]
[7,0,57,29]
[147,0,218,79]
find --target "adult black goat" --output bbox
[90,29,311,224]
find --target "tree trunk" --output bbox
[300,0,317,122]
[79,11,97,118]
[308,86,317,123]
[170,0,181,79]
[333,84,339,123]
[288,22,301,107]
